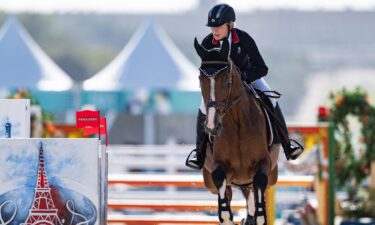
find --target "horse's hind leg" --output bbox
[253,169,268,225]
[211,164,235,225]
[240,187,255,225]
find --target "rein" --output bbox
[221,60,243,117]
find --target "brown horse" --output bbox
[194,38,279,225]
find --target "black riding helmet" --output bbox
[206,4,236,27]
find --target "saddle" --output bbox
[243,83,281,147]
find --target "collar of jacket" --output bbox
[212,28,239,45]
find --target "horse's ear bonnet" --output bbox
[194,38,207,60]
[194,37,229,77]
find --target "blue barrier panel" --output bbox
[28,90,200,114]
[169,91,201,113]
[81,91,129,112]
[31,91,74,113]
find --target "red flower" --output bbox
[318,106,329,120]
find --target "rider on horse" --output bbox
[186,3,304,169]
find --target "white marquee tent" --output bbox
[0,16,73,91]
[83,21,199,91]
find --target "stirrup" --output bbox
[285,139,304,160]
[185,150,203,169]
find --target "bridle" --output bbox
[200,60,244,118]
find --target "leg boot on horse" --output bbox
[274,103,304,160]
[212,165,235,225]
[253,169,268,225]
[186,109,208,169]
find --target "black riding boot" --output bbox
[185,110,207,169]
[274,103,304,160]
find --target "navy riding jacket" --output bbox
[201,28,268,83]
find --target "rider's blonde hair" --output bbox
[228,21,235,30]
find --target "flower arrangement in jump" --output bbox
[320,87,375,218]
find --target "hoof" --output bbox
[240,215,254,225]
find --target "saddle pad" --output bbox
[261,106,274,147]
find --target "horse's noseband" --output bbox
[206,100,217,108]
[206,99,225,112]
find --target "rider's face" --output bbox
[211,23,229,41]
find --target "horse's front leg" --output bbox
[253,169,268,225]
[212,164,235,225]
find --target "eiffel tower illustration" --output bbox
[23,142,63,225]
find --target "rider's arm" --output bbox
[240,32,268,83]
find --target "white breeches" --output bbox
[199,78,277,115]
